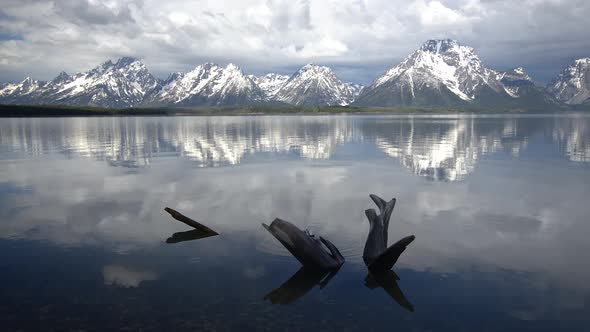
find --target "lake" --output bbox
[0,114,589,331]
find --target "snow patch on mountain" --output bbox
[0,82,19,97]
[345,83,364,99]
[248,73,289,99]
[1,77,41,96]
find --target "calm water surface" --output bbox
[0,114,589,331]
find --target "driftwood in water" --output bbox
[262,218,345,270]
[363,194,415,272]
[164,207,219,235]
[166,229,218,244]
[365,270,414,312]
[264,266,340,304]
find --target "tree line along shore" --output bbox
[1,104,584,117]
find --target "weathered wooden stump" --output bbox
[363,195,415,272]
[262,218,345,270]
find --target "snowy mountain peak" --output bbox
[419,39,479,67]
[420,39,462,54]
[115,56,139,66]
[502,67,533,82]
[368,39,486,101]
[197,62,219,70]
[355,40,557,108]
[20,76,37,85]
[225,63,241,71]
[498,67,542,98]
[188,63,218,74]
[547,58,590,105]
[296,63,332,75]
[52,71,70,84]
[93,60,115,74]
[512,67,527,75]
[274,64,356,106]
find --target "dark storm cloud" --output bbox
[0,0,588,84]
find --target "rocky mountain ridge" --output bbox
[1,40,587,109]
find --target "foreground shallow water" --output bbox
[0,114,589,331]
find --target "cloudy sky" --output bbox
[0,0,588,85]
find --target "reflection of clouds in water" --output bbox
[1,115,590,294]
[477,213,542,236]
[0,153,589,294]
[102,265,158,288]
[243,265,267,280]
[0,159,187,251]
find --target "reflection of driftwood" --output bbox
[262,218,345,270]
[363,195,415,272]
[365,270,414,312]
[166,229,218,244]
[264,266,340,304]
[164,207,219,235]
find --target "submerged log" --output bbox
[264,266,340,304]
[166,229,218,244]
[262,218,345,270]
[164,207,219,235]
[363,194,415,272]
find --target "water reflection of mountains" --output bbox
[1,115,588,181]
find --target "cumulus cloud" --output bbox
[0,0,588,84]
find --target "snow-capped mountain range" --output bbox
[0,57,160,108]
[1,39,588,109]
[0,60,360,108]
